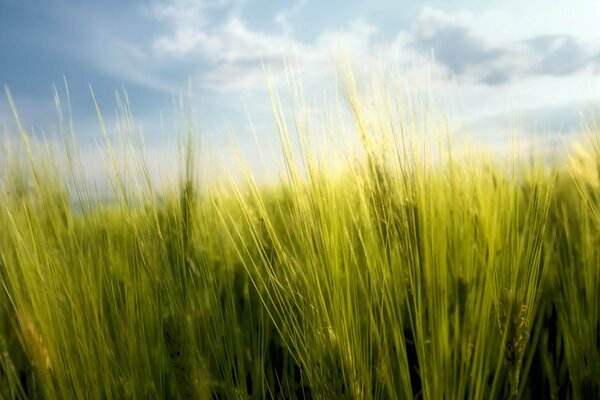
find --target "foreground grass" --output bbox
[0,77,599,399]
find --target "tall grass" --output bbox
[0,72,599,399]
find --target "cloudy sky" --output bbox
[2,0,600,179]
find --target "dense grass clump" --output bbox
[0,76,599,399]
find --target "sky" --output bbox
[2,0,600,182]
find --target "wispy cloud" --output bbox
[274,0,307,36]
[148,0,386,92]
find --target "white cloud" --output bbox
[146,1,600,99]
[149,0,243,57]
[148,0,407,94]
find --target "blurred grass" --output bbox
[0,73,599,400]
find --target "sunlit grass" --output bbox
[0,70,599,399]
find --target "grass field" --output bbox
[0,73,599,399]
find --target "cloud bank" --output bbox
[134,2,600,95]
[410,7,600,85]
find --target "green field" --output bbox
[1,77,599,399]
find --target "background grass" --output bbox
[0,73,599,399]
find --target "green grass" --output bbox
[0,73,599,399]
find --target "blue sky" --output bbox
[2,0,600,180]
